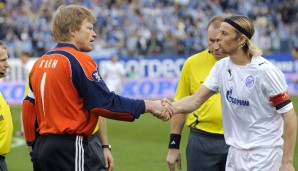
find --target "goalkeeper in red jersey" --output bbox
[22,4,173,171]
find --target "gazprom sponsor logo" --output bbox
[226,88,249,106]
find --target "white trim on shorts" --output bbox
[75,136,85,171]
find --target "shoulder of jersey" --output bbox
[215,56,230,65]
[39,48,96,78]
[67,48,93,61]
[63,48,95,67]
[66,48,98,77]
[186,50,210,62]
[254,56,275,70]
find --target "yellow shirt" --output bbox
[24,80,30,98]
[0,92,13,156]
[92,119,100,134]
[174,50,223,134]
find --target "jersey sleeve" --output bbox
[22,82,38,146]
[67,52,145,121]
[203,61,220,92]
[262,66,293,113]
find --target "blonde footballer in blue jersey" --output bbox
[168,15,297,171]
[167,15,229,171]
[0,40,13,171]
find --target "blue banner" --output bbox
[95,57,186,78]
[263,53,297,73]
[0,78,178,105]
[120,78,178,99]
[3,53,298,105]
[0,81,25,105]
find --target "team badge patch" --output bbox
[91,71,102,82]
[245,75,254,88]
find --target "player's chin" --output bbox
[87,46,93,52]
[81,46,93,52]
[87,43,93,51]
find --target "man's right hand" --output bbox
[145,99,174,121]
[166,149,182,171]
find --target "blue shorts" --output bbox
[186,128,229,171]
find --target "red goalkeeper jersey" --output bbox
[22,43,145,145]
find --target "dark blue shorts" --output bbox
[186,128,229,171]
[88,134,107,171]
[33,134,90,171]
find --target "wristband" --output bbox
[168,134,181,149]
[102,144,112,151]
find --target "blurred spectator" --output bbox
[101,54,125,94]
[147,31,163,55]
[291,46,298,60]
[290,46,298,83]
[16,51,35,136]
[19,51,35,81]
[0,0,297,58]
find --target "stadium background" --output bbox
[0,0,298,170]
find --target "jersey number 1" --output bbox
[40,72,47,116]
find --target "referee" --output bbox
[0,40,13,171]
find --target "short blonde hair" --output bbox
[52,5,96,42]
[225,15,262,56]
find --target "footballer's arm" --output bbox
[270,91,297,170]
[71,56,172,122]
[22,88,37,155]
[281,109,297,170]
[172,86,215,114]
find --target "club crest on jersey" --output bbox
[91,71,102,82]
[245,75,254,88]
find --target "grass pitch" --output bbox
[6,97,298,171]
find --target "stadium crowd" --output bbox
[0,0,297,58]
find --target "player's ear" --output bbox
[238,35,247,44]
[69,28,76,38]
[238,35,247,48]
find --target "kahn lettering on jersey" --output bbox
[226,88,249,106]
[39,59,59,69]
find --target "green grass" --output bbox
[6,97,298,171]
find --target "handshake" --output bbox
[145,98,174,122]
